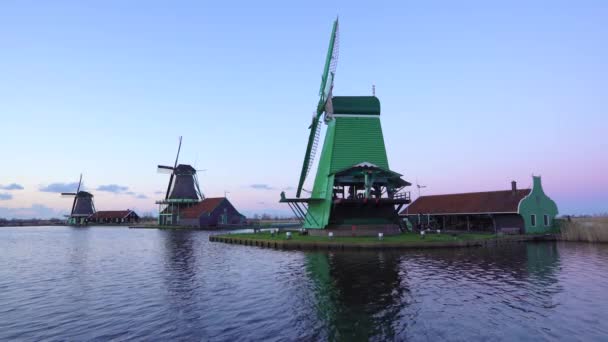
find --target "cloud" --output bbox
[0,193,13,200]
[0,204,66,219]
[97,184,129,193]
[282,186,294,191]
[95,187,147,199]
[250,184,274,190]
[0,183,24,190]
[39,182,80,193]
[154,191,164,195]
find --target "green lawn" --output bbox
[217,231,497,244]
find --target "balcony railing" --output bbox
[393,191,411,201]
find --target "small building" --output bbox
[178,197,246,228]
[401,176,558,234]
[88,210,140,224]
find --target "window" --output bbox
[544,215,550,227]
[531,214,536,227]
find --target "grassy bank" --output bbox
[208,231,554,250]
[560,217,608,242]
[221,231,495,244]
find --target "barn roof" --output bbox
[401,189,531,215]
[89,210,137,220]
[180,197,226,219]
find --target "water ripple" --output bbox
[0,227,607,341]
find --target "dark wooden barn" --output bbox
[401,182,530,233]
[88,210,139,224]
[178,197,246,228]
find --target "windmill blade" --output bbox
[165,173,174,200]
[295,19,339,198]
[70,195,78,216]
[317,18,339,110]
[194,173,205,200]
[296,116,321,198]
[174,136,182,168]
[76,174,82,193]
[61,192,77,198]
[157,165,175,174]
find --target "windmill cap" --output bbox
[175,164,196,174]
[332,96,380,115]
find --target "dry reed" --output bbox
[560,217,608,242]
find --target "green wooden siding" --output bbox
[518,176,558,234]
[330,117,389,173]
[303,115,390,229]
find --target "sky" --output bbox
[0,0,606,218]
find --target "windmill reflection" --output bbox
[305,243,561,340]
[160,230,199,302]
[306,251,408,340]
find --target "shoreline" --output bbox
[129,224,255,230]
[209,232,557,250]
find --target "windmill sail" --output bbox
[296,18,340,198]
[71,174,82,216]
[162,136,183,199]
[157,165,174,174]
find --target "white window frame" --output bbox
[531,214,536,227]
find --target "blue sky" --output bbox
[1,0,606,218]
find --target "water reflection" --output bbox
[526,243,560,281]
[66,228,92,297]
[2,227,607,341]
[160,230,199,299]
[305,243,562,340]
[306,251,408,340]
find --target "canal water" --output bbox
[1,226,607,341]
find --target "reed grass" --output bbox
[560,217,608,242]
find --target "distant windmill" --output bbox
[416,178,427,197]
[156,137,204,226]
[157,136,204,200]
[61,174,95,225]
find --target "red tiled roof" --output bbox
[400,189,531,215]
[89,210,136,220]
[180,198,225,219]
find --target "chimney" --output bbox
[511,181,517,194]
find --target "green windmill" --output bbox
[281,19,412,234]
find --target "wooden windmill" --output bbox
[156,137,204,225]
[280,19,411,235]
[61,174,96,225]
